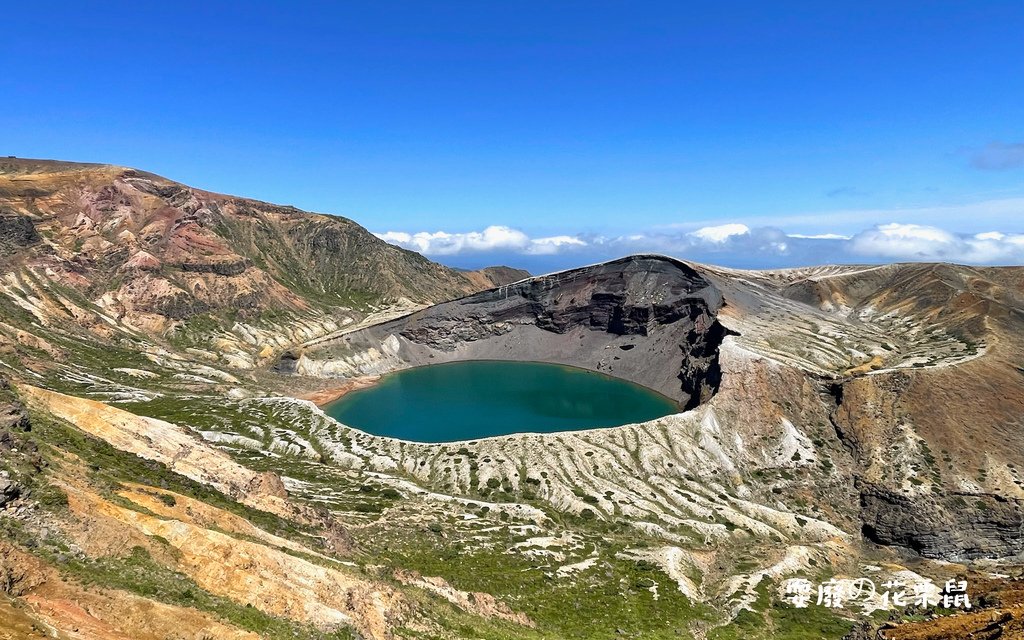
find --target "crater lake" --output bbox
[324,360,680,443]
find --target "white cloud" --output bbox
[787,233,851,240]
[850,223,1024,263]
[877,223,955,243]
[374,225,586,256]
[849,223,956,260]
[525,235,587,255]
[975,231,1005,241]
[376,219,1024,269]
[688,223,750,243]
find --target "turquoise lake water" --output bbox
[324,360,679,443]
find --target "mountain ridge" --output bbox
[0,156,527,368]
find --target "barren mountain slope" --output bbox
[699,261,1024,559]
[0,157,525,367]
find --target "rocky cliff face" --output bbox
[0,213,40,255]
[829,349,1024,561]
[859,485,1024,559]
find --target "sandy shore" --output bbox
[298,376,381,406]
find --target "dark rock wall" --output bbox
[860,485,1024,560]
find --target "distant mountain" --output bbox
[459,265,531,289]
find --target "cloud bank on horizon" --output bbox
[374,199,1024,272]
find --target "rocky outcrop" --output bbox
[0,382,40,511]
[859,484,1024,560]
[457,256,722,337]
[274,349,301,374]
[0,478,20,508]
[298,255,732,405]
[0,213,40,255]
[679,316,734,410]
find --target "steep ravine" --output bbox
[279,255,735,408]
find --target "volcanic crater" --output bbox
[278,254,737,412]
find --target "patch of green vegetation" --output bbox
[0,399,68,514]
[0,290,42,329]
[32,482,69,509]
[708,579,854,640]
[370,515,724,639]
[166,313,226,349]
[352,501,384,513]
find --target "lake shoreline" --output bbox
[298,375,381,407]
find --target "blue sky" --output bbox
[3,2,1024,271]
